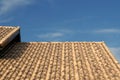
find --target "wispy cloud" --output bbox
[0,0,33,16]
[0,17,13,23]
[0,0,34,23]
[48,0,54,4]
[94,29,120,34]
[110,47,120,62]
[59,28,120,34]
[58,29,74,34]
[63,18,81,23]
[38,32,64,39]
[36,28,75,41]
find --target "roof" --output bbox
[0,26,20,50]
[0,26,120,80]
[0,42,120,80]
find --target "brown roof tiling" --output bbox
[0,26,20,50]
[0,42,120,80]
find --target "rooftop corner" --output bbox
[0,26,21,50]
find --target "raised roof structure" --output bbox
[0,26,20,50]
[0,26,120,80]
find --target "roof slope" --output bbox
[0,26,20,50]
[0,42,120,80]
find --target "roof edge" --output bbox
[0,26,20,49]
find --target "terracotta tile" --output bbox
[0,42,120,80]
[0,26,20,50]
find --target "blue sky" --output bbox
[0,0,120,62]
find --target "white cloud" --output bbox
[0,0,33,16]
[0,0,34,23]
[0,17,13,23]
[36,29,75,41]
[109,47,120,62]
[94,29,120,33]
[38,32,64,39]
[58,29,74,34]
[60,28,120,34]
